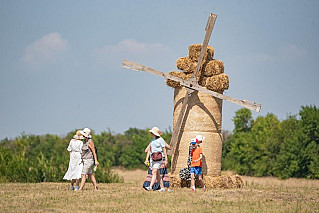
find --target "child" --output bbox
[190,136,206,192]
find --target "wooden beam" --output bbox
[167,88,192,156]
[122,59,261,112]
[192,13,217,80]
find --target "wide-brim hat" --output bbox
[80,127,92,138]
[149,127,162,137]
[73,130,84,140]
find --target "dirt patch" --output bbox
[111,167,147,184]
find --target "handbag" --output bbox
[151,152,163,161]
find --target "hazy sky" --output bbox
[1,0,318,139]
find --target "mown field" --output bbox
[1,169,319,213]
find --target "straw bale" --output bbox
[173,87,223,133]
[188,44,214,62]
[170,174,244,189]
[176,57,198,74]
[203,60,224,77]
[205,73,229,92]
[166,71,187,88]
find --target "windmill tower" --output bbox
[122,13,261,184]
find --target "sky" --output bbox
[1,0,318,139]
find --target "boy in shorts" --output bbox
[190,136,206,192]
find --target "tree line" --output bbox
[0,105,318,182]
[222,105,319,179]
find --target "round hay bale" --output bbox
[203,59,224,77]
[205,73,229,92]
[170,174,244,189]
[176,57,197,74]
[166,71,187,88]
[188,44,214,62]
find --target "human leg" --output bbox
[79,174,86,190]
[156,169,165,190]
[190,167,196,191]
[88,174,98,191]
[149,168,158,189]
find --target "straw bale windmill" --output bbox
[121,14,261,182]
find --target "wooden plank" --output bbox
[167,89,193,156]
[122,59,261,112]
[192,13,217,79]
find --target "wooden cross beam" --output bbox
[121,13,261,158]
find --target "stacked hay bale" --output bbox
[167,44,233,188]
[169,173,244,189]
[166,44,229,91]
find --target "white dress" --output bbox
[63,139,83,180]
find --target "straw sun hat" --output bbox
[149,127,162,137]
[73,130,84,140]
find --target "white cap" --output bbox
[195,135,205,143]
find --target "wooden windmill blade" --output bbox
[168,14,217,156]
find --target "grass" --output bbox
[0,170,319,212]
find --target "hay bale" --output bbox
[176,57,198,74]
[188,44,214,62]
[205,73,229,92]
[170,174,244,189]
[203,60,224,77]
[166,71,187,88]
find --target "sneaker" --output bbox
[167,188,171,192]
[158,188,165,192]
[203,188,206,192]
[70,186,75,191]
[74,186,80,191]
[191,188,195,192]
[145,186,152,191]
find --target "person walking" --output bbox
[63,130,84,191]
[143,140,171,191]
[190,135,206,192]
[144,127,168,192]
[78,128,99,191]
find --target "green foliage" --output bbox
[223,105,319,179]
[0,127,172,183]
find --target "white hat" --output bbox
[73,130,84,140]
[195,135,205,143]
[149,127,162,137]
[81,127,92,138]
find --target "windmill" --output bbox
[121,13,261,176]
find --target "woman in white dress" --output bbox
[63,130,84,190]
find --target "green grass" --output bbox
[1,177,319,213]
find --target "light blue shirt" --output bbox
[150,137,165,154]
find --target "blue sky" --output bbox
[1,0,318,139]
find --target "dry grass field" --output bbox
[1,169,319,213]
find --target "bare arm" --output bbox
[145,144,150,153]
[194,153,203,163]
[163,147,168,165]
[165,142,171,150]
[144,148,150,165]
[89,139,99,167]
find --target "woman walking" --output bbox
[143,139,171,191]
[144,127,168,192]
[63,130,84,191]
[78,128,99,191]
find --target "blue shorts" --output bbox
[190,166,202,175]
